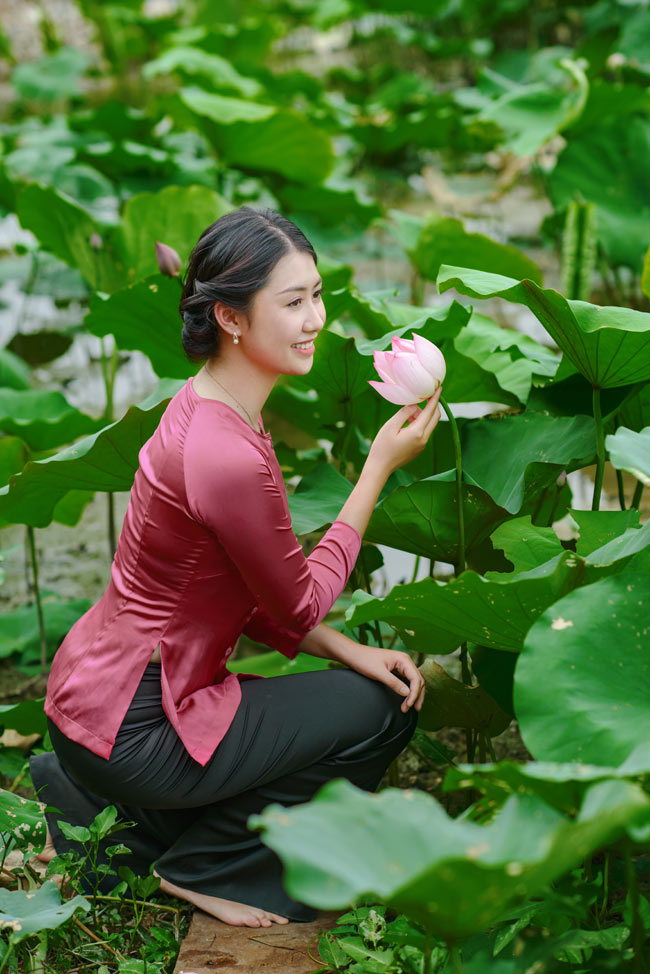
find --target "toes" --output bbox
[268,913,288,924]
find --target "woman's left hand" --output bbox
[347,645,426,713]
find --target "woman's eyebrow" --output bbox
[276,278,323,294]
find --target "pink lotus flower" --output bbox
[369,334,446,405]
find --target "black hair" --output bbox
[180,206,318,362]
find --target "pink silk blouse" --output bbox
[45,377,362,766]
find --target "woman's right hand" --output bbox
[366,386,442,476]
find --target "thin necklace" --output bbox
[203,365,260,432]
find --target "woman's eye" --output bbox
[288,289,324,308]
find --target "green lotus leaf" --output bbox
[0,882,89,944]
[462,411,595,513]
[443,755,647,816]
[287,463,352,535]
[515,573,650,764]
[0,349,30,390]
[418,659,511,736]
[0,698,47,737]
[7,330,74,368]
[490,517,563,573]
[549,118,650,271]
[0,389,102,452]
[251,776,649,940]
[570,509,642,557]
[0,593,91,662]
[345,550,585,655]
[0,381,183,528]
[11,47,90,102]
[143,47,262,98]
[366,475,509,565]
[85,275,193,379]
[452,312,559,406]
[411,215,542,286]
[114,185,232,284]
[583,518,650,568]
[179,86,275,122]
[618,381,650,433]
[276,182,382,234]
[437,265,650,388]
[16,185,123,293]
[605,426,650,486]
[181,87,334,184]
[0,790,47,856]
[473,61,588,157]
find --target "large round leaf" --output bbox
[411,216,542,285]
[115,185,232,284]
[85,275,193,379]
[366,476,508,564]
[438,265,650,388]
[462,411,596,513]
[180,87,334,184]
[251,777,649,940]
[515,573,650,764]
[0,389,102,451]
[346,551,586,655]
[549,118,650,270]
[16,185,123,293]
[0,790,46,855]
[472,61,588,157]
[0,381,182,528]
[605,426,650,486]
[0,594,91,662]
[142,47,262,98]
[443,753,650,816]
[0,882,88,944]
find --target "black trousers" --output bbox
[31,663,418,920]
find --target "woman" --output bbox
[31,206,442,928]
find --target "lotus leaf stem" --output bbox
[449,943,464,974]
[616,470,626,510]
[360,548,383,647]
[0,941,14,974]
[439,395,465,574]
[100,337,120,558]
[424,929,432,974]
[625,842,644,970]
[27,526,47,673]
[591,387,605,511]
[632,479,645,510]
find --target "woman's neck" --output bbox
[200,354,276,429]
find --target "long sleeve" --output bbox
[184,424,361,649]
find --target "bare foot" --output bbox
[36,825,57,863]
[153,870,289,927]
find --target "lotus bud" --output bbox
[89,232,102,250]
[369,333,446,405]
[155,241,182,277]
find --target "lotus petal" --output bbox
[373,350,399,385]
[413,334,446,383]
[392,336,415,353]
[391,352,440,398]
[368,380,420,405]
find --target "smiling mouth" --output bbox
[291,341,315,349]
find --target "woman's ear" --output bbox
[213,301,244,341]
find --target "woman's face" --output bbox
[239,249,326,377]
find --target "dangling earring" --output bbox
[233,332,239,345]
